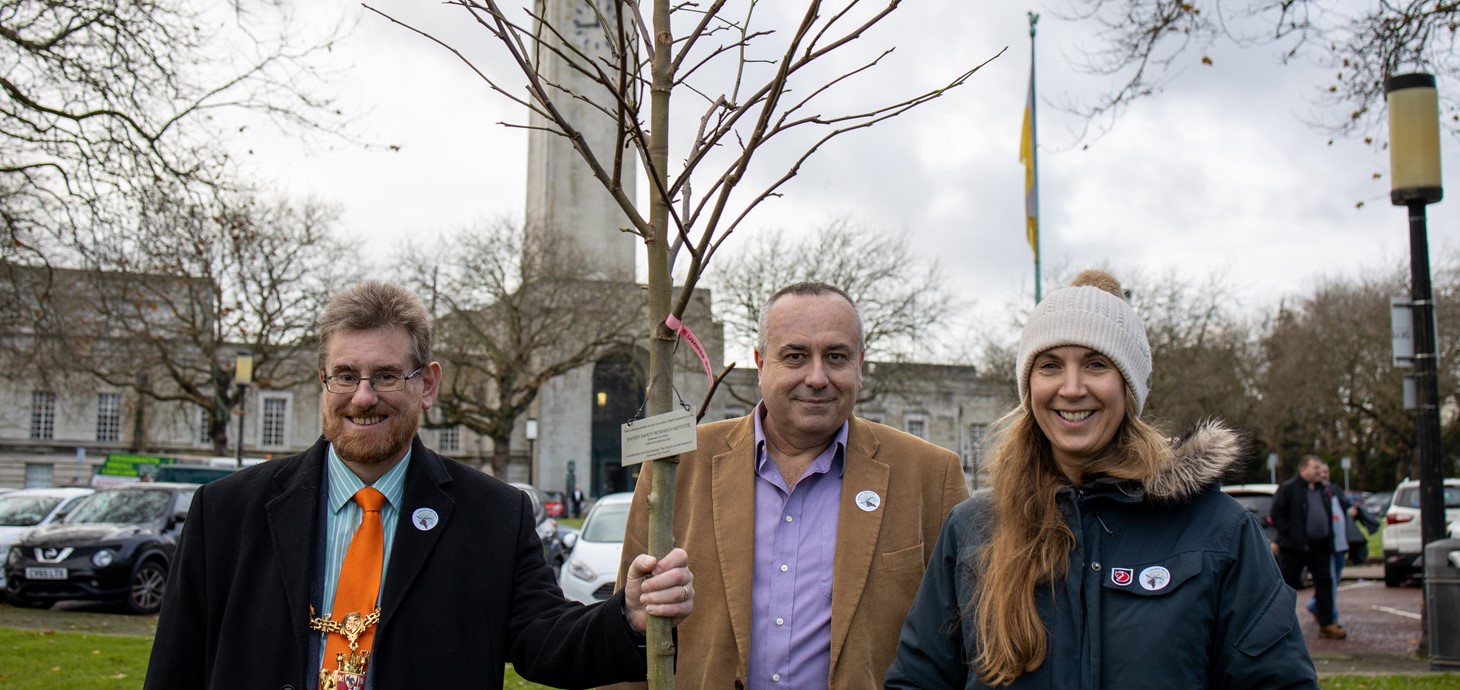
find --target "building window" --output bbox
[96,392,122,442]
[24,463,54,488]
[30,391,56,440]
[723,407,747,421]
[861,411,886,425]
[904,414,927,439]
[261,397,288,447]
[439,425,460,452]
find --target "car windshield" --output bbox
[1227,494,1272,517]
[583,503,631,543]
[1393,486,1460,510]
[0,496,62,527]
[66,489,172,524]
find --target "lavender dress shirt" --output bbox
[749,403,848,689]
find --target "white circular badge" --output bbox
[854,490,881,512]
[412,507,440,531]
[1139,566,1171,591]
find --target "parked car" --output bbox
[0,487,94,588]
[4,482,197,613]
[558,492,634,604]
[509,482,565,568]
[1219,483,1279,545]
[1364,491,1394,517]
[541,490,567,518]
[1381,477,1460,587]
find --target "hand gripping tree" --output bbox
[370,2,992,683]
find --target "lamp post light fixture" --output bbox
[526,417,538,487]
[1385,73,1447,549]
[233,351,254,468]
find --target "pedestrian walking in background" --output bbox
[1304,458,1380,624]
[1272,454,1347,640]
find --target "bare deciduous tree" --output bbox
[1058,1,1460,141]
[710,218,962,404]
[2,0,342,265]
[9,189,352,455]
[399,220,642,478]
[374,2,991,678]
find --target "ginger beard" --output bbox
[322,398,421,467]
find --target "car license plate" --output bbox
[25,567,67,580]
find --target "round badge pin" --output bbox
[1139,565,1171,591]
[412,507,440,531]
[854,490,881,512]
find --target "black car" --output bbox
[4,482,197,614]
[509,482,566,568]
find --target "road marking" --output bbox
[1337,581,1373,592]
[1372,605,1422,620]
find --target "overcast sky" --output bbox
[240,2,1460,363]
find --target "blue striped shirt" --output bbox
[314,445,410,670]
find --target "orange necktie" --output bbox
[322,487,387,671]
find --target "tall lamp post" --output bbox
[233,351,254,468]
[1386,73,1447,548]
[526,417,538,487]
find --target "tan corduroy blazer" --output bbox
[611,414,968,689]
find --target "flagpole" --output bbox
[1029,11,1041,304]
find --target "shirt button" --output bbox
[776,617,784,626]
[780,564,789,572]
[772,674,781,682]
[785,515,793,523]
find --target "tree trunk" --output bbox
[644,1,678,687]
[490,433,513,478]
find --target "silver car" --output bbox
[0,487,94,588]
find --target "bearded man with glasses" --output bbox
[146,281,695,690]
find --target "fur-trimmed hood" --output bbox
[1142,419,1246,502]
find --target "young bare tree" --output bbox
[398,219,642,478]
[372,2,991,679]
[12,188,353,455]
[2,1,342,267]
[1057,1,1460,141]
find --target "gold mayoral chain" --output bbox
[310,606,380,690]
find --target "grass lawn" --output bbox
[3,626,1455,689]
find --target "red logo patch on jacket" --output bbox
[1111,567,1134,586]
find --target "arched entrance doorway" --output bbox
[591,349,647,496]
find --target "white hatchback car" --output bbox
[1381,477,1460,586]
[558,492,634,604]
[0,487,95,587]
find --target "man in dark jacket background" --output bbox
[1270,454,1345,639]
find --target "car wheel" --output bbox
[1384,561,1407,588]
[126,560,167,614]
[5,592,52,609]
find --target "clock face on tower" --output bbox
[570,3,604,52]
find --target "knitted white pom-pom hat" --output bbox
[1016,270,1152,413]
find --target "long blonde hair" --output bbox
[970,387,1173,685]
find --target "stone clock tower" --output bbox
[525,0,636,281]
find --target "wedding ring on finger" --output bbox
[680,585,690,602]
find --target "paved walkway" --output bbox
[1301,572,1457,677]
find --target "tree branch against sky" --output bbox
[398,220,641,478]
[47,189,351,455]
[1058,1,1460,142]
[0,0,345,266]
[368,1,993,683]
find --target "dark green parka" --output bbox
[885,421,1318,689]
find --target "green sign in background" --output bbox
[100,454,177,477]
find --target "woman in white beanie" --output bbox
[885,270,1317,689]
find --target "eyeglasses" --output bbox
[322,367,424,394]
